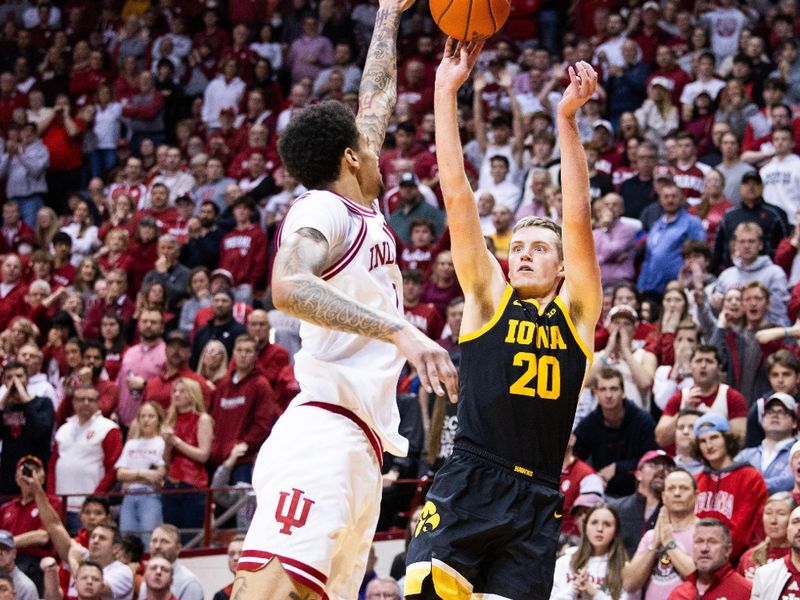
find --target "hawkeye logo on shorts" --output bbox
[414,501,441,537]
[275,488,315,535]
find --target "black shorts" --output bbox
[404,443,563,600]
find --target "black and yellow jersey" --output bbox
[456,284,592,479]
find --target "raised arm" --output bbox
[354,0,405,156]
[272,227,458,398]
[434,38,505,308]
[558,62,603,343]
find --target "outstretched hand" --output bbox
[558,61,598,119]
[436,37,485,93]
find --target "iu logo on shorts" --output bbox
[275,488,315,535]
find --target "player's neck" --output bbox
[516,287,558,307]
[326,179,373,208]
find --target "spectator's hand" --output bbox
[607,65,622,78]
[46,328,62,348]
[224,442,249,468]
[709,291,724,311]
[472,72,488,93]
[155,255,169,273]
[597,206,614,230]
[382,468,399,488]
[598,462,615,482]
[744,565,757,580]
[557,62,597,120]
[435,37,485,95]
[126,374,146,391]
[717,309,729,330]
[78,366,93,384]
[161,425,175,442]
[662,307,681,333]
[497,69,512,90]
[40,556,58,572]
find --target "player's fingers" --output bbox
[426,360,445,397]
[435,353,459,401]
[415,357,435,394]
[444,36,454,56]
[566,65,578,88]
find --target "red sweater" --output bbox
[668,563,751,599]
[218,224,267,287]
[0,283,28,331]
[143,366,214,411]
[695,464,768,561]
[209,369,279,466]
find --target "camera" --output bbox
[21,465,33,477]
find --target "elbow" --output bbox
[271,279,292,312]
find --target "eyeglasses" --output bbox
[765,407,792,417]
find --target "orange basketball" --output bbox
[430,0,511,41]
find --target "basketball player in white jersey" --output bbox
[231,0,459,597]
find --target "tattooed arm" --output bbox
[354,0,405,155]
[271,227,458,398]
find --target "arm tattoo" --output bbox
[355,5,401,155]
[274,228,404,340]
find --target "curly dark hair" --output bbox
[278,101,360,190]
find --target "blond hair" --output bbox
[165,378,208,427]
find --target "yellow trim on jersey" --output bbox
[458,285,514,343]
[404,562,432,596]
[431,559,474,600]
[554,296,593,361]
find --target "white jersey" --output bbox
[277,190,408,456]
[760,154,800,224]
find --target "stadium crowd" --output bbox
[0,0,797,597]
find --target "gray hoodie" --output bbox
[714,255,790,325]
[0,138,49,198]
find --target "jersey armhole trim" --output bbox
[458,284,513,344]
[553,296,593,361]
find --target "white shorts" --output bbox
[238,402,383,600]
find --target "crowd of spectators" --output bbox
[0,0,796,597]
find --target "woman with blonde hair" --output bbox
[35,207,61,250]
[116,401,166,546]
[689,169,733,247]
[161,377,214,538]
[196,340,228,385]
[551,504,629,599]
[738,491,795,578]
[635,78,679,157]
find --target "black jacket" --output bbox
[190,316,247,370]
[573,399,658,497]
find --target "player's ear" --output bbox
[343,146,359,169]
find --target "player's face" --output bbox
[355,133,384,200]
[763,500,792,542]
[507,227,563,298]
[584,508,617,554]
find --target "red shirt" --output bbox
[218,224,268,287]
[672,163,706,201]
[52,263,77,288]
[737,544,789,575]
[42,117,86,171]
[668,563,751,599]
[662,385,748,419]
[143,367,213,411]
[168,412,208,487]
[695,465,768,561]
[404,303,445,340]
[209,370,279,466]
[559,458,599,537]
[0,495,62,558]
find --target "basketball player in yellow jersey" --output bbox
[404,40,602,599]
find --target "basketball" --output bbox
[430,0,510,41]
